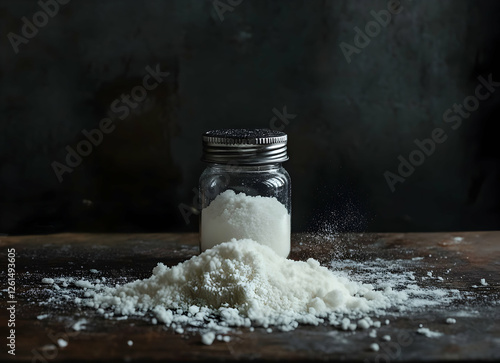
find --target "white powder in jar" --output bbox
[201,190,290,257]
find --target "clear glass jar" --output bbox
[199,129,291,257]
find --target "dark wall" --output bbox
[1,0,500,235]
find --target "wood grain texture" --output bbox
[0,232,499,362]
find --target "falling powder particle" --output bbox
[127,340,133,346]
[57,339,68,348]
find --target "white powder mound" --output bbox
[40,237,469,343]
[201,190,290,257]
[83,239,394,331]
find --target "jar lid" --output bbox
[201,128,288,165]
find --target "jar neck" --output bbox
[206,163,282,172]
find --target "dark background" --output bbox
[1,0,500,235]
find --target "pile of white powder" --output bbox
[76,239,394,331]
[40,238,467,346]
[201,190,291,257]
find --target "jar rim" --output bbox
[201,128,288,165]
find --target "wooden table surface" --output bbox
[1,232,499,362]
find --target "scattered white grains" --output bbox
[57,339,68,348]
[41,344,57,351]
[127,340,133,346]
[369,330,377,338]
[446,318,456,324]
[72,319,87,331]
[90,269,99,274]
[480,279,488,286]
[417,327,443,338]
[42,278,54,284]
[370,343,380,352]
[382,335,391,341]
[37,314,49,320]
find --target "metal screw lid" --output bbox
[201,128,288,165]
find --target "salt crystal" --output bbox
[358,319,370,330]
[202,332,216,345]
[72,319,87,331]
[417,327,443,338]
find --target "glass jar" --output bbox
[199,129,291,257]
